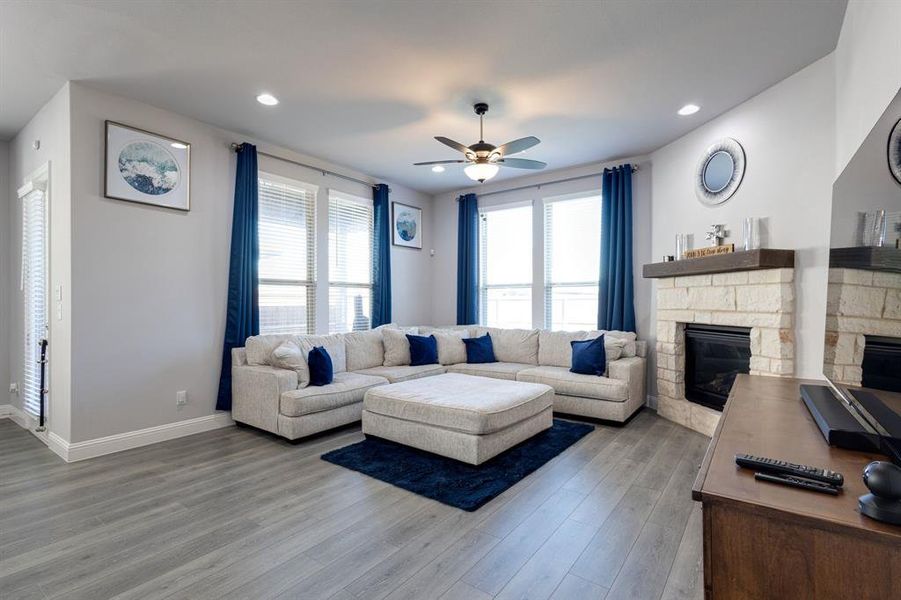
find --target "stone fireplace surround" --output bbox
[824,267,901,387]
[654,268,796,436]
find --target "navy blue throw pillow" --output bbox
[407,334,439,366]
[570,335,607,376]
[463,333,497,364]
[308,346,334,386]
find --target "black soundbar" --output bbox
[801,384,880,451]
[800,384,901,465]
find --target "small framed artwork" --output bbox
[392,202,422,249]
[105,120,191,211]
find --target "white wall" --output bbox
[0,141,10,403]
[649,56,835,393]
[64,82,431,443]
[7,84,73,441]
[835,0,901,174]
[831,89,901,248]
[428,157,652,342]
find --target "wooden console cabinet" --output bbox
[692,374,901,599]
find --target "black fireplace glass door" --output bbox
[684,325,751,411]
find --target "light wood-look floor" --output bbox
[0,410,709,600]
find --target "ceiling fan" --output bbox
[414,102,547,183]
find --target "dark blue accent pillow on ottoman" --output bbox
[308,346,334,386]
[463,333,497,364]
[407,334,439,366]
[570,335,607,376]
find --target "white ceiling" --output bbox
[0,0,846,193]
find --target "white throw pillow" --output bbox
[245,334,293,366]
[382,327,419,366]
[604,336,626,363]
[601,330,637,357]
[270,340,311,388]
[432,330,470,365]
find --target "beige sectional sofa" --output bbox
[231,324,647,441]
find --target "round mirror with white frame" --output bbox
[695,137,746,205]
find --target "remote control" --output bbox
[735,454,844,487]
[754,472,840,496]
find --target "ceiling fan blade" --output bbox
[498,158,547,170]
[413,159,466,166]
[434,136,473,154]
[495,136,540,156]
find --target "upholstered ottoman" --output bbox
[362,373,554,465]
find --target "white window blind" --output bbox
[544,194,602,331]
[258,174,317,335]
[479,204,532,329]
[329,191,373,333]
[21,188,48,417]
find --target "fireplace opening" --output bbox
[684,324,751,412]
[862,336,901,393]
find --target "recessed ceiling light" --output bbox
[678,104,700,116]
[170,142,188,149]
[431,165,445,173]
[256,93,279,106]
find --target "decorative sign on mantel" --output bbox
[683,244,735,259]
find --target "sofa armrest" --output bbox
[635,340,647,358]
[232,347,248,366]
[232,365,298,434]
[607,356,647,405]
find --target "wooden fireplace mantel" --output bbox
[642,248,795,279]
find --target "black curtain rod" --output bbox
[231,143,387,191]
[473,165,639,199]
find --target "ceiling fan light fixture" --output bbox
[464,163,499,183]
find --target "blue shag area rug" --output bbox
[321,419,593,511]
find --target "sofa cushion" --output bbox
[344,329,385,371]
[279,372,388,417]
[538,330,590,368]
[363,372,553,435]
[382,327,419,366]
[474,327,539,364]
[538,330,628,368]
[516,366,629,402]
[418,325,475,337]
[354,364,446,383]
[446,361,535,381]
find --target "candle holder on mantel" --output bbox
[675,233,690,260]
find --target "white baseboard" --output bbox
[0,403,37,430]
[17,412,232,462]
[4,405,234,462]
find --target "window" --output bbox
[329,191,373,333]
[544,194,602,331]
[479,204,532,329]
[20,183,48,417]
[258,174,317,335]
